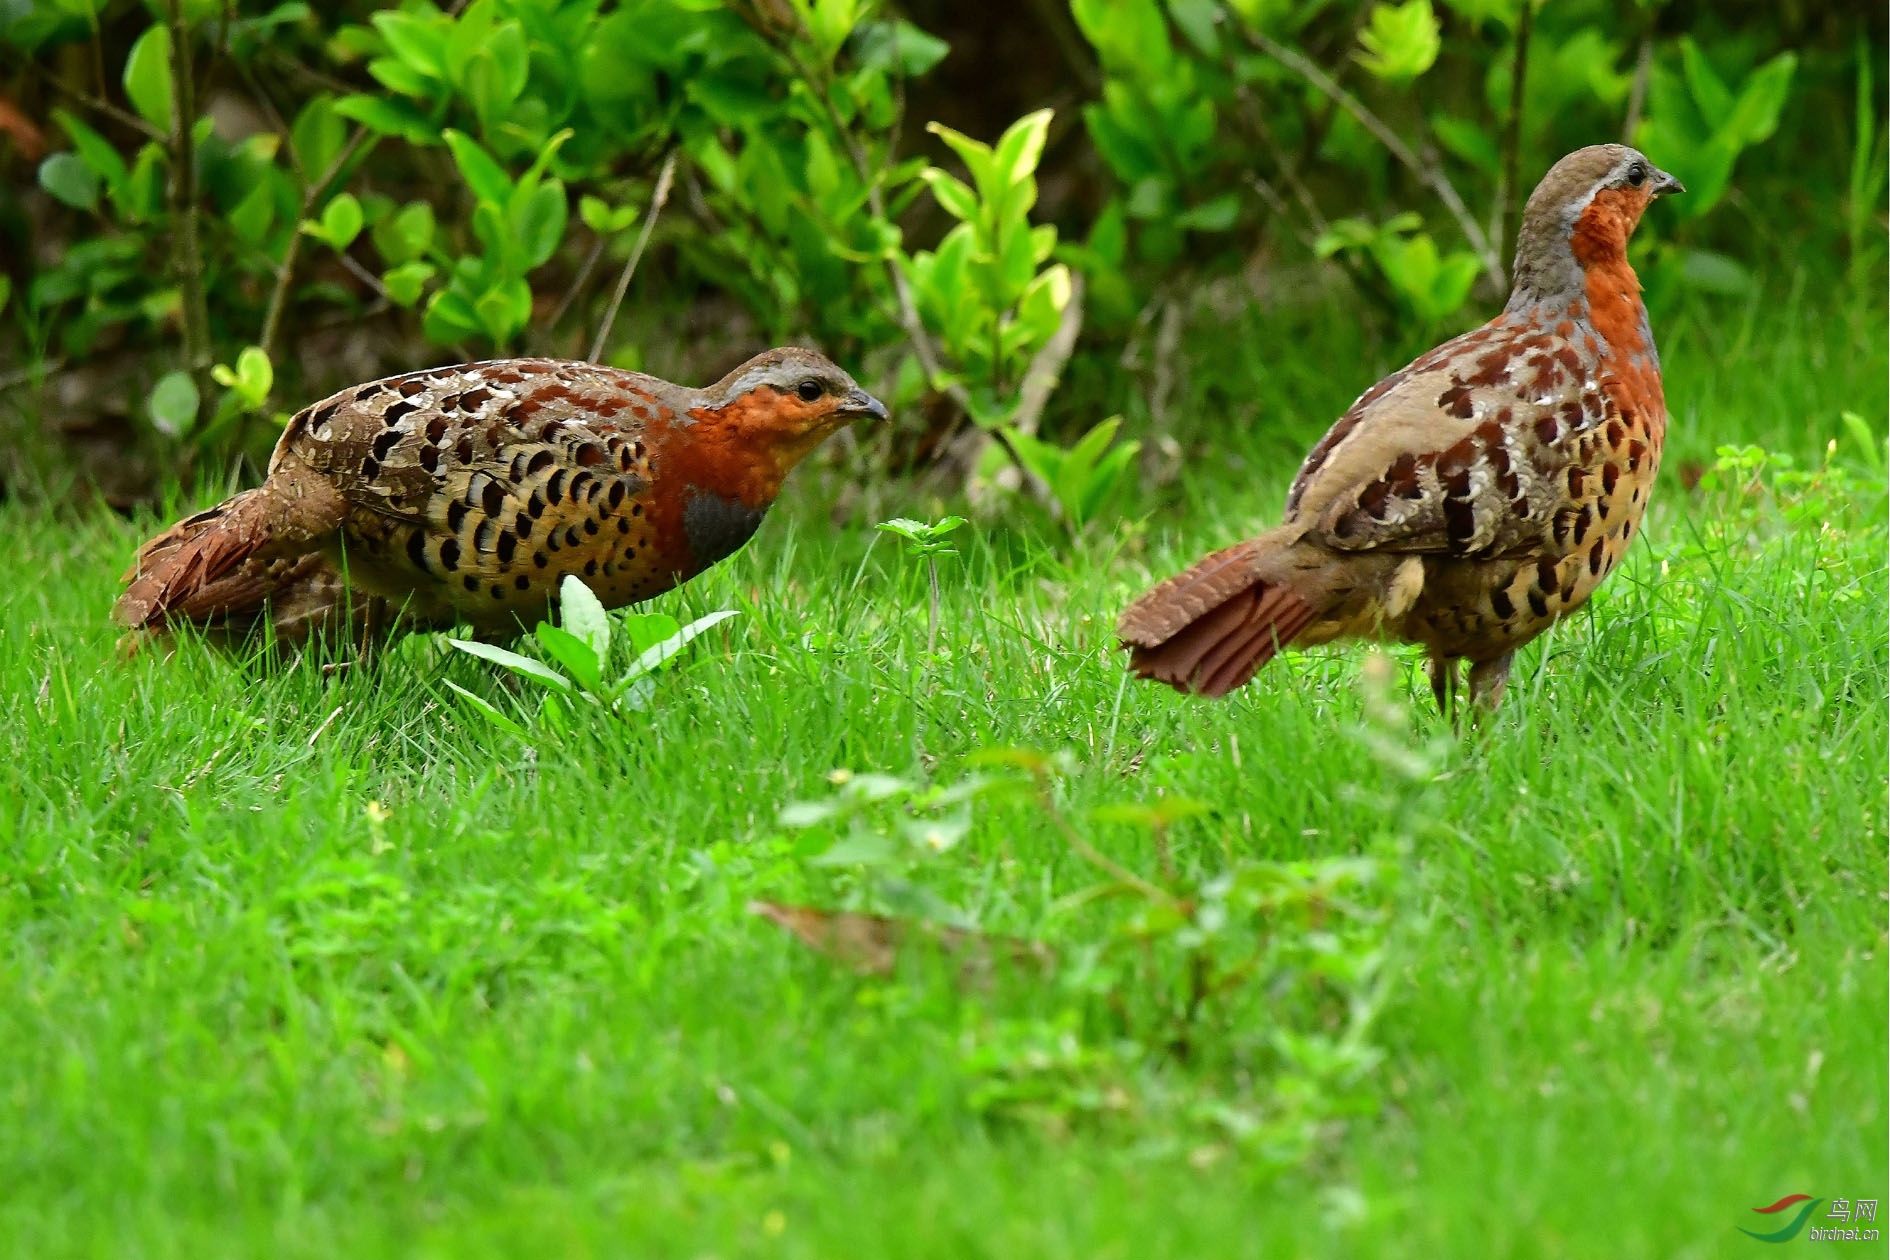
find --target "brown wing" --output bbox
[273,359,670,620]
[1284,316,1617,559]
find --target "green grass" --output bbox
[1,283,1885,1257]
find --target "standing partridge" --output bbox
[116,347,887,646]
[1118,144,1683,711]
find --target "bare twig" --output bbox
[1491,0,1535,267]
[1623,32,1654,141]
[4,51,167,142]
[588,150,677,363]
[1239,25,1506,292]
[1148,295,1183,434]
[545,233,608,337]
[0,359,68,394]
[166,1,212,384]
[953,273,1085,501]
[335,249,393,303]
[1009,270,1085,439]
[260,127,373,362]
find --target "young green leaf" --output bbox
[1356,0,1440,82]
[123,25,175,131]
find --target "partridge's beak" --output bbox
[842,387,889,422]
[1651,167,1684,197]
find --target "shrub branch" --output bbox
[166,0,212,394]
[1238,25,1507,293]
[589,150,677,364]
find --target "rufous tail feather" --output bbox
[1117,536,1323,698]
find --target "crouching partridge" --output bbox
[1119,144,1683,710]
[116,348,887,646]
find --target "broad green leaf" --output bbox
[925,121,997,204]
[535,624,603,691]
[38,153,99,211]
[619,609,739,683]
[236,346,272,399]
[1431,113,1499,172]
[382,261,435,307]
[373,201,435,265]
[778,799,843,828]
[316,192,363,248]
[123,25,174,131]
[148,371,200,437]
[290,95,344,183]
[557,574,610,663]
[122,142,168,223]
[1678,37,1733,122]
[1173,193,1240,232]
[373,9,447,78]
[1069,0,1169,76]
[334,94,439,145]
[473,278,531,345]
[805,0,858,63]
[442,129,512,206]
[1723,52,1796,149]
[620,613,682,658]
[853,20,949,76]
[1841,411,1884,476]
[919,168,978,222]
[1081,439,1141,524]
[447,638,574,692]
[512,180,568,270]
[210,345,273,408]
[423,285,484,343]
[993,108,1053,186]
[227,179,275,244]
[51,109,127,197]
[1676,248,1754,295]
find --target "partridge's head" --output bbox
[695,346,888,474]
[1507,144,1683,309]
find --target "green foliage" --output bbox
[876,513,968,652]
[444,574,739,732]
[904,110,1072,427]
[777,746,1397,1162]
[0,0,1871,528]
[1003,416,1141,533]
[5,0,953,455]
[1636,39,1797,219]
[0,284,1882,1247]
[1355,0,1441,83]
[1316,213,1480,324]
[1846,41,1889,293]
[875,514,968,557]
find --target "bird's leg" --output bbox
[1427,655,1459,719]
[1467,652,1514,714]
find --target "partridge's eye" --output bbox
[796,378,823,403]
[1626,162,1647,187]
